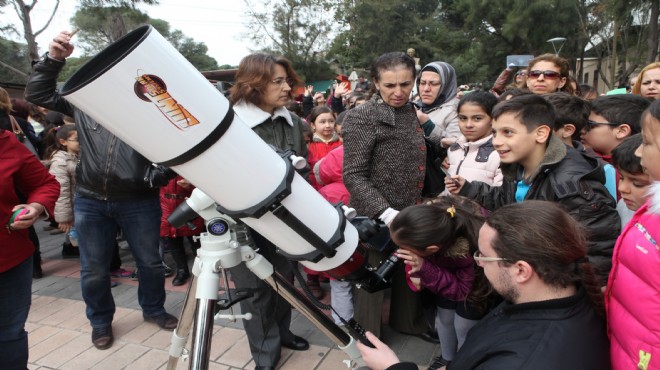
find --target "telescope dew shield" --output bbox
[60,25,359,273]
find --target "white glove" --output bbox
[379,207,400,227]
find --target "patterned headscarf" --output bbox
[416,61,458,113]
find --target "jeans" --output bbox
[75,195,166,328]
[0,256,32,370]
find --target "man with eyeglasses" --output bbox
[357,201,611,370]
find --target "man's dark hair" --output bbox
[590,95,650,135]
[492,94,556,131]
[544,92,591,140]
[612,134,644,174]
[498,88,532,102]
[486,201,605,318]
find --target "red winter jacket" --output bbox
[160,176,204,238]
[314,146,349,205]
[1,130,59,272]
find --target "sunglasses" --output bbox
[515,71,527,76]
[528,70,562,80]
[586,120,622,129]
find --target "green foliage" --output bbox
[58,56,93,82]
[167,30,218,71]
[0,37,30,83]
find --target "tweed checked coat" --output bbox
[343,94,426,218]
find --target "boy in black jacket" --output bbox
[446,94,619,283]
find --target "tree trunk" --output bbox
[14,0,39,62]
[648,0,660,64]
[610,19,620,88]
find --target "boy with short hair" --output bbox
[544,92,617,199]
[611,134,651,227]
[446,94,620,283]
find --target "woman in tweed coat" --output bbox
[343,52,432,338]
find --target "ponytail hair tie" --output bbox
[447,205,456,218]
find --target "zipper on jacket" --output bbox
[101,136,118,200]
[455,146,469,175]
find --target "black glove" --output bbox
[145,164,177,188]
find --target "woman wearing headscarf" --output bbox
[416,61,461,146]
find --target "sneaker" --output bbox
[91,325,114,350]
[428,356,451,370]
[62,243,80,259]
[130,270,139,281]
[110,268,132,278]
[172,269,191,286]
[143,312,178,331]
[163,265,174,277]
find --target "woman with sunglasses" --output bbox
[526,54,574,95]
[228,53,311,370]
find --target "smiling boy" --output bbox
[446,94,620,283]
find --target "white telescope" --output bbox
[60,25,361,275]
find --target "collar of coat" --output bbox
[233,101,293,129]
[366,93,416,127]
[501,135,566,184]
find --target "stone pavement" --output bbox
[28,220,437,370]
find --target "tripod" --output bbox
[165,192,364,370]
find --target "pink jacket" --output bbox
[314,146,350,205]
[447,134,502,187]
[606,182,660,370]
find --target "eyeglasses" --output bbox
[473,250,507,263]
[586,119,622,129]
[419,80,441,88]
[272,77,295,87]
[528,70,561,80]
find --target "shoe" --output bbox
[143,312,178,331]
[428,356,451,370]
[32,265,43,279]
[172,269,190,286]
[305,279,324,300]
[110,280,119,288]
[163,265,174,277]
[49,228,64,235]
[62,243,80,258]
[417,331,440,344]
[255,367,275,370]
[91,325,114,350]
[43,224,56,231]
[281,335,309,351]
[130,270,139,281]
[110,268,132,278]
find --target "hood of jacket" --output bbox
[417,61,458,113]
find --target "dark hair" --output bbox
[590,95,650,135]
[370,52,416,84]
[498,88,532,102]
[485,201,605,318]
[492,94,556,131]
[10,98,29,119]
[286,101,303,117]
[229,53,302,107]
[391,196,492,311]
[579,84,597,100]
[458,91,498,116]
[527,53,573,94]
[336,110,348,125]
[612,134,644,174]
[642,98,660,124]
[309,105,334,125]
[543,92,590,140]
[44,124,77,160]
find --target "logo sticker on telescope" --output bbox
[134,72,200,130]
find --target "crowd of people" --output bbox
[2,27,660,370]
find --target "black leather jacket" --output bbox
[25,54,169,200]
[459,136,620,282]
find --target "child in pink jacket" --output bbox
[445,92,502,192]
[606,100,660,370]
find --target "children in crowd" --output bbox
[390,196,492,369]
[307,106,342,171]
[611,134,651,227]
[544,92,617,200]
[160,176,203,286]
[313,144,354,326]
[446,94,620,283]
[444,91,502,193]
[45,125,80,258]
[606,99,660,370]
[581,94,649,199]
